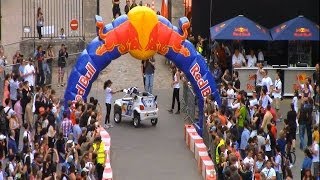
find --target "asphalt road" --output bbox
[92,88,202,180]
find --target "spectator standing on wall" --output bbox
[58,44,68,87]
[34,45,45,86]
[59,28,66,39]
[36,7,44,39]
[130,0,138,10]
[124,0,131,14]
[112,0,121,19]
[45,44,54,85]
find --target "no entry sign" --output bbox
[70,19,79,31]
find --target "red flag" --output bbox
[161,0,168,18]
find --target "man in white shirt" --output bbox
[23,58,36,91]
[232,49,246,68]
[261,160,276,180]
[243,149,255,172]
[246,49,257,67]
[261,70,273,94]
[272,146,282,180]
[273,72,282,120]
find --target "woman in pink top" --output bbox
[2,74,10,106]
[14,95,23,124]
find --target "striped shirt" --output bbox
[61,118,73,137]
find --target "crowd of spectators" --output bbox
[202,41,319,179]
[0,44,107,179]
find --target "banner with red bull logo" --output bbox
[64,6,221,135]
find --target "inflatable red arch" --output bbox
[64,7,221,134]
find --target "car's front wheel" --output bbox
[151,118,158,126]
[133,113,141,128]
[114,105,122,123]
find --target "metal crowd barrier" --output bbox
[181,82,198,123]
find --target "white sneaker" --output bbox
[108,123,114,128]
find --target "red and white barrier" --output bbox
[184,124,216,180]
[99,128,113,180]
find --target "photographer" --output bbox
[64,141,79,168]
[42,148,59,179]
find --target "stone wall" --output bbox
[83,0,98,42]
[19,38,85,61]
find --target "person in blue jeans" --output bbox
[142,57,155,94]
[298,99,313,150]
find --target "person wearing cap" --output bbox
[93,136,106,180]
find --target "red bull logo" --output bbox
[146,21,190,57]
[233,27,251,37]
[190,63,212,97]
[95,6,190,60]
[96,21,142,56]
[294,27,312,37]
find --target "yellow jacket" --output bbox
[93,142,106,165]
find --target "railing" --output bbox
[22,0,84,39]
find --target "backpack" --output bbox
[2,108,11,132]
[0,110,7,131]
